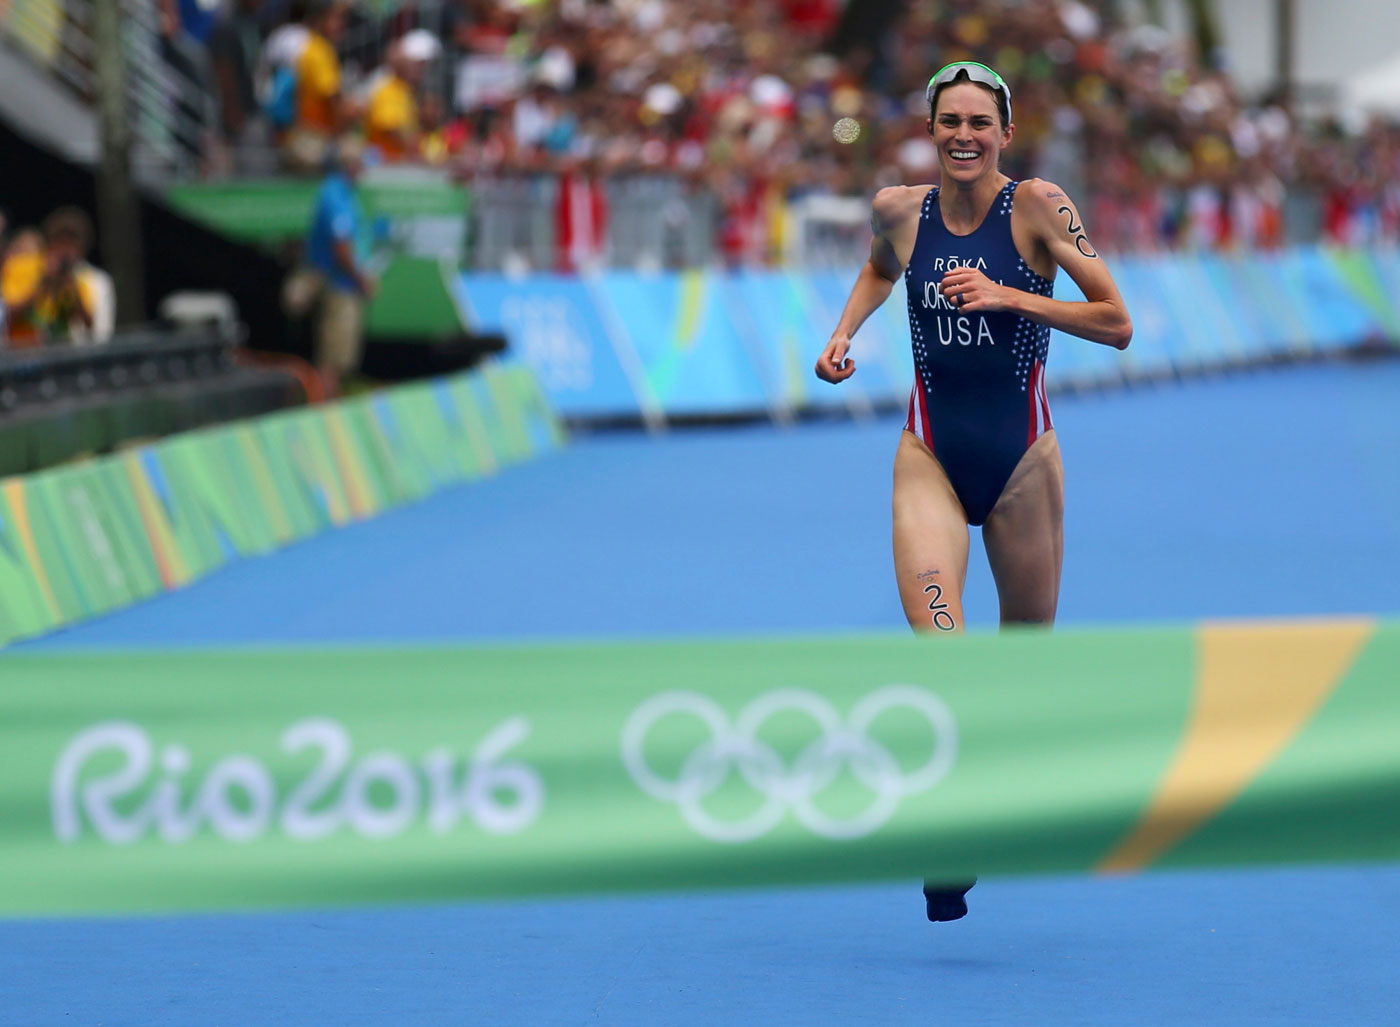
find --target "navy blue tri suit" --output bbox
[902,180,1055,525]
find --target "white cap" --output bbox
[643,82,683,116]
[400,29,441,62]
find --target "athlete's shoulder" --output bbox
[1014,178,1079,221]
[871,185,933,236]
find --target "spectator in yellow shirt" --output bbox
[282,0,349,173]
[363,30,441,163]
[1,208,104,348]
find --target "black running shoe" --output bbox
[923,879,976,922]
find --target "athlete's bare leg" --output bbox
[981,429,1064,626]
[909,433,1060,919]
[892,431,970,634]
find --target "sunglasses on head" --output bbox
[925,61,1012,125]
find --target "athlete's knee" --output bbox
[998,604,1055,628]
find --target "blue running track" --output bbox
[5,361,1400,1024]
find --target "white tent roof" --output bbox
[1340,50,1400,115]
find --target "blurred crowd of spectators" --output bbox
[885,1,1400,254]
[0,206,114,347]
[93,0,1400,259]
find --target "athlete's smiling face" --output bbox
[928,82,1013,185]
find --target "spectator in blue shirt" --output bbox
[282,136,376,396]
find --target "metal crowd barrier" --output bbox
[460,173,1369,272]
[465,174,722,271]
[1,0,208,180]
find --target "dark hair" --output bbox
[306,0,340,25]
[930,71,1009,129]
[42,206,92,251]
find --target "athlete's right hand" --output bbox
[815,336,857,383]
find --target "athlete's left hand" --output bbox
[939,267,1012,314]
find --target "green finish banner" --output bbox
[1,620,1394,916]
[0,362,564,649]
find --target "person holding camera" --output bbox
[0,207,112,347]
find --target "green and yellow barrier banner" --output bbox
[1,620,1394,916]
[0,362,563,648]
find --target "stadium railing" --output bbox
[0,323,306,476]
[0,0,208,180]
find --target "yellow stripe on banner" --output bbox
[325,411,375,518]
[0,480,62,621]
[1098,619,1375,873]
[122,455,189,588]
[237,431,293,543]
[676,271,704,350]
[287,421,350,526]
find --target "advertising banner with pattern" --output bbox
[0,363,563,648]
[453,273,655,420]
[458,248,1400,422]
[456,269,915,422]
[1,620,1394,916]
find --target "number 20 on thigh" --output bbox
[923,583,956,631]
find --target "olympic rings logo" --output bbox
[621,686,957,843]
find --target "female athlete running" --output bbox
[814,61,1132,920]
